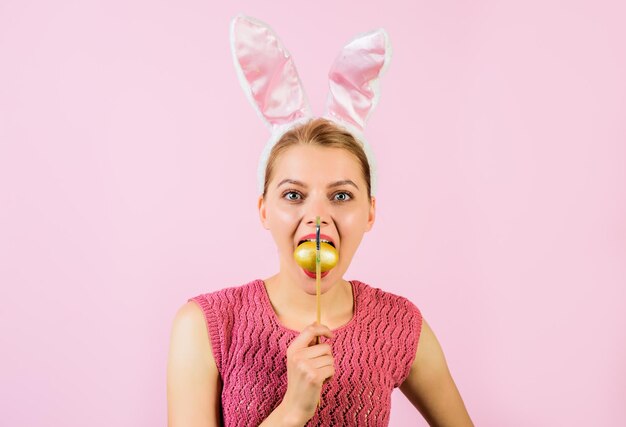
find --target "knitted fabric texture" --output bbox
[188,279,423,426]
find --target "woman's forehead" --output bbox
[274,145,362,173]
[268,144,368,193]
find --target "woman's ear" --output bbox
[258,194,269,230]
[365,195,376,232]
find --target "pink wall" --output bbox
[1,1,625,425]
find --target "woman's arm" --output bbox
[399,318,474,426]
[166,302,304,427]
[167,301,222,427]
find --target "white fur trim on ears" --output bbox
[363,28,392,126]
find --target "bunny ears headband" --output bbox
[230,14,392,196]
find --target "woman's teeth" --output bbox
[298,238,335,248]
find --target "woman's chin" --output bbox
[294,266,341,294]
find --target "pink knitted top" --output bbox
[188,279,423,426]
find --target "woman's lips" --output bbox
[302,267,329,278]
[297,233,336,248]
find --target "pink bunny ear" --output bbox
[230,15,312,131]
[324,28,392,131]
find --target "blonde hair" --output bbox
[262,118,372,201]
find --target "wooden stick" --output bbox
[316,216,321,339]
[315,216,322,409]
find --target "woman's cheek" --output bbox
[266,198,294,220]
[273,203,300,223]
[338,208,365,229]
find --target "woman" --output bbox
[167,15,473,426]
[167,16,472,427]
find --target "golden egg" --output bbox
[293,241,339,273]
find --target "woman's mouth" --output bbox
[297,233,336,249]
[301,267,330,279]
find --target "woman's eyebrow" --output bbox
[276,179,359,190]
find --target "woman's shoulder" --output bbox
[353,279,422,315]
[169,300,218,369]
[180,279,262,371]
[188,278,261,304]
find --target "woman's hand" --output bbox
[280,322,335,423]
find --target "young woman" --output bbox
[167,119,474,426]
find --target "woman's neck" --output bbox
[262,273,354,330]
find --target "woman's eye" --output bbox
[284,191,302,201]
[333,192,352,202]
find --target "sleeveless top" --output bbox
[188,279,423,426]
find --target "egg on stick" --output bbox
[292,216,340,410]
[293,218,340,339]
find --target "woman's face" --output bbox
[258,144,376,294]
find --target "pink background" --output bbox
[1,1,625,425]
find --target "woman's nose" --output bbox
[304,193,331,225]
